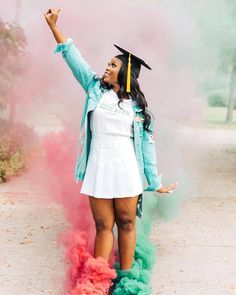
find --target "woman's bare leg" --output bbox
[89,196,115,261]
[114,196,138,270]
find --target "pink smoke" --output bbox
[60,230,116,295]
[41,131,117,294]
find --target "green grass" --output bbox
[203,106,236,128]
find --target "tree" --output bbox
[186,0,236,123]
[226,54,236,123]
[0,18,29,123]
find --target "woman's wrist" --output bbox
[50,26,67,44]
[155,184,162,192]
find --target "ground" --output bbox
[151,126,236,295]
[0,124,235,295]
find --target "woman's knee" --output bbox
[116,214,136,232]
[94,218,114,233]
[88,197,115,233]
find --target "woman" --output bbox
[44,8,178,272]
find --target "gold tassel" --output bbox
[126,53,131,93]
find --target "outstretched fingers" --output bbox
[167,182,178,193]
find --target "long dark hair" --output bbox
[100,55,154,134]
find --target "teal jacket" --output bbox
[54,38,162,218]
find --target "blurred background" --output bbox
[0,0,235,294]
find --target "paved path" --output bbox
[151,126,236,295]
[0,173,67,295]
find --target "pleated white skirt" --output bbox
[80,134,143,198]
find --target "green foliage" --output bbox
[0,118,37,182]
[206,89,229,107]
[0,18,31,123]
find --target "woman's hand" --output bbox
[44,8,66,44]
[44,8,61,29]
[156,182,178,194]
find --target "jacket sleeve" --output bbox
[54,38,97,92]
[142,118,163,192]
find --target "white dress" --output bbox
[80,89,143,198]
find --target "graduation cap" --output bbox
[114,44,152,93]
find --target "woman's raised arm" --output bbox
[44,8,97,92]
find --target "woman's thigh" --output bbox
[88,196,115,230]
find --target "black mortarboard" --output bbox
[114,44,152,92]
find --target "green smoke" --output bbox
[112,191,180,294]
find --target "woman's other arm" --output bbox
[142,119,178,194]
[142,118,162,192]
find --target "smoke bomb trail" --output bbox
[41,131,117,294]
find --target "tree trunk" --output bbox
[226,54,236,123]
[9,100,16,125]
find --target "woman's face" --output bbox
[102,57,122,85]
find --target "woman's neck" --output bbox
[112,84,120,94]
